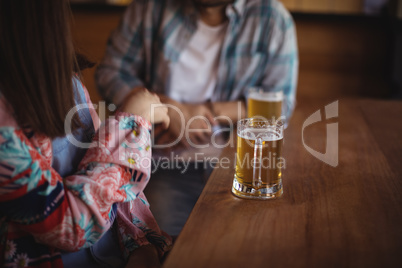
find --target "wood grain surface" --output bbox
[163,99,402,268]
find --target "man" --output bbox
[96,0,298,236]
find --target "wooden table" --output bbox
[163,99,402,268]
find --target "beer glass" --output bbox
[232,118,284,200]
[247,88,284,121]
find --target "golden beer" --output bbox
[232,119,284,199]
[247,90,283,120]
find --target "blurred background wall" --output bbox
[70,0,401,105]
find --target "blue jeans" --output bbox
[144,162,213,236]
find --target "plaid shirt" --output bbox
[96,0,298,119]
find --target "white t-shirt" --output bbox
[169,19,228,103]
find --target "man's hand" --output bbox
[120,87,170,129]
[154,96,217,149]
[125,244,161,268]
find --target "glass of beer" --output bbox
[247,88,284,122]
[232,118,284,200]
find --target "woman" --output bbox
[0,0,171,267]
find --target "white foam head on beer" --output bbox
[248,89,283,102]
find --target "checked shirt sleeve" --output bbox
[95,1,147,106]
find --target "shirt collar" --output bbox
[229,0,246,18]
[183,1,197,19]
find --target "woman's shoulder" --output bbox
[0,91,47,160]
